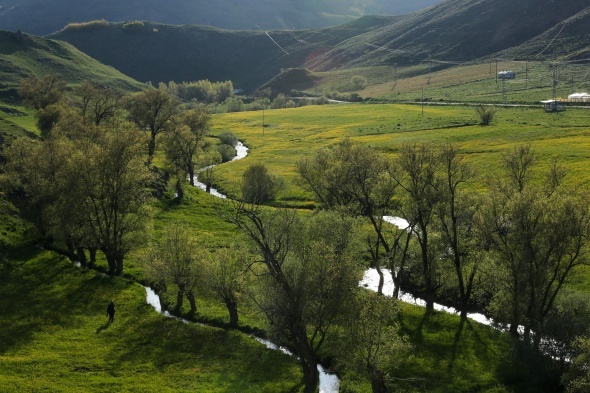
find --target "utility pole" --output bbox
[495,59,498,89]
[421,87,424,118]
[262,106,265,136]
[525,61,528,89]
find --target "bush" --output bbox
[224,97,244,112]
[218,131,237,146]
[64,19,109,31]
[123,21,145,30]
[351,75,368,90]
[218,144,237,163]
[241,163,280,204]
[476,105,496,125]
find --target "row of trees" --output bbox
[159,79,234,103]
[296,140,590,349]
[7,76,232,273]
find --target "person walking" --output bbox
[106,300,116,323]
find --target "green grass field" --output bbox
[2,100,588,392]
[210,103,590,203]
[309,61,590,105]
[0,248,303,392]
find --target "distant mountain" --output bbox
[0,0,442,36]
[305,0,590,71]
[496,6,590,61]
[47,0,590,92]
[0,30,143,102]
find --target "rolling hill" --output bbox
[46,0,590,94]
[0,0,442,36]
[305,0,590,71]
[0,30,144,102]
[49,17,398,92]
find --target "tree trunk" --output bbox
[301,357,320,393]
[147,136,156,163]
[392,271,400,299]
[189,167,195,186]
[105,253,117,275]
[115,256,124,275]
[174,288,185,314]
[88,247,97,265]
[175,178,184,199]
[76,247,87,265]
[376,265,384,295]
[187,291,197,315]
[371,368,387,393]
[206,183,211,193]
[226,300,239,327]
[66,238,76,261]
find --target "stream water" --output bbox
[159,141,339,392]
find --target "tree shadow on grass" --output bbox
[108,307,304,392]
[399,307,433,345]
[95,321,111,334]
[0,250,126,354]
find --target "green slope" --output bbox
[306,0,590,71]
[49,18,396,92]
[0,30,144,102]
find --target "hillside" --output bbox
[496,6,590,61]
[305,0,590,71]
[0,0,442,36]
[47,0,590,95]
[0,30,144,103]
[49,17,397,92]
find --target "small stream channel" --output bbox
[157,140,339,392]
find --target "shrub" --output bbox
[285,100,297,108]
[218,131,237,146]
[123,21,145,30]
[241,163,280,204]
[351,75,368,90]
[475,105,496,125]
[64,19,109,31]
[218,145,237,163]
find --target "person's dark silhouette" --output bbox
[106,300,116,323]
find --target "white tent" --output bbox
[568,93,590,102]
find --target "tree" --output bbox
[164,107,211,190]
[228,206,361,392]
[147,225,203,314]
[197,149,222,193]
[241,163,281,204]
[475,105,496,125]
[126,88,180,162]
[18,74,66,110]
[204,245,247,327]
[563,335,590,392]
[436,143,480,321]
[339,292,411,393]
[391,143,444,312]
[479,145,590,343]
[297,139,406,296]
[75,81,122,126]
[351,75,368,90]
[77,120,154,274]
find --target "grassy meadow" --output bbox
[0,248,304,392]
[210,102,590,203]
[2,99,589,392]
[309,61,590,105]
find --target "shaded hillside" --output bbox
[0,0,442,36]
[305,0,589,71]
[48,0,590,93]
[49,17,397,92]
[496,6,590,61]
[0,30,143,103]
